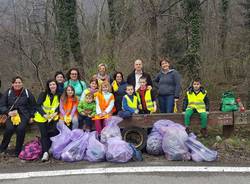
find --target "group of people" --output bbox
[0,58,209,161]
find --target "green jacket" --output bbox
[77,100,96,117]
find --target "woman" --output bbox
[154,58,181,113]
[0,76,36,157]
[111,72,127,114]
[33,79,60,161]
[54,71,65,95]
[93,63,112,87]
[64,68,87,99]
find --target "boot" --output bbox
[200,128,208,138]
[185,127,191,135]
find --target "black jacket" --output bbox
[127,70,153,88]
[0,88,36,118]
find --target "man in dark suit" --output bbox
[127,59,153,91]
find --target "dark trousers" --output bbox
[78,114,93,129]
[37,121,59,154]
[158,95,175,113]
[0,116,28,156]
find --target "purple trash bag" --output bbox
[146,131,164,155]
[152,120,185,135]
[101,116,123,143]
[50,122,72,159]
[162,125,190,161]
[61,132,90,162]
[185,136,217,162]
[70,129,85,141]
[106,137,133,163]
[85,131,106,162]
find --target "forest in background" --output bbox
[0,0,249,107]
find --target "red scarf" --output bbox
[13,88,23,97]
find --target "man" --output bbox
[127,59,153,91]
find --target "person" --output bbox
[93,63,112,87]
[33,79,60,161]
[59,85,79,129]
[0,76,36,157]
[64,68,87,99]
[118,85,139,119]
[111,72,127,114]
[78,92,96,131]
[80,78,99,102]
[136,76,157,114]
[127,59,153,91]
[154,58,181,113]
[93,81,115,134]
[182,78,209,137]
[54,71,65,95]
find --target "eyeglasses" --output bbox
[70,73,78,75]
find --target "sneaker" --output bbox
[41,152,49,162]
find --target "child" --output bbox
[80,78,98,102]
[59,85,79,129]
[78,92,96,131]
[93,81,115,134]
[118,85,139,119]
[136,76,157,114]
[182,78,209,137]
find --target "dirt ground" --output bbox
[0,124,250,169]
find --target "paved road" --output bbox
[2,172,250,184]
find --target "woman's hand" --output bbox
[8,110,17,117]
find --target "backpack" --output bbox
[221,91,238,112]
[18,137,42,160]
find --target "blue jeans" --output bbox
[78,114,93,129]
[158,95,175,113]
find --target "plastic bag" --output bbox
[85,131,106,162]
[100,116,123,143]
[146,131,163,155]
[106,137,133,163]
[50,122,72,159]
[185,136,217,162]
[61,132,90,162]
[152,119,184,135]
[162,126,190,161]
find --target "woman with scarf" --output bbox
[93,63,112,87]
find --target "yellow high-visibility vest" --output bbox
[136,89,154,112]
[123,95,138,111]
[187,91,207,113]
[34,95,60,123]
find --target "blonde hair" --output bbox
[99,81,111,92]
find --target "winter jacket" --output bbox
[154,69,181,98]
[0,88,36,119]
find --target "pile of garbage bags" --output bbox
[146,120,217,162]
[50,116,137,163]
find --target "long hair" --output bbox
[60,85,77,103]
[99,81,112,93]
[45,79,60,95]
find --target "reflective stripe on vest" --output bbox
[34,95,60,123]
[123,95,138,111]
[136,89,154,112]
[187,91,207,113]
